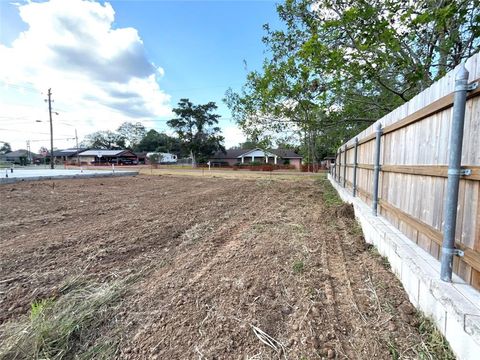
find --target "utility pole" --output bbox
[75,128,80,166]
[46,88,54,169]
[26,140,31,165]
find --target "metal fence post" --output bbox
[372,123,383,216]
[440,64,473,282]
[333,151,337,181]
[353,137,358,197]
[343,145,347,188]
[337,149,341,183]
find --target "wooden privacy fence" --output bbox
[332,52,480,290]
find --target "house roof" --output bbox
[211,148,302,159]
[4,149,30,157]
[78,149,136,157]
[269,149,303,159]
[52,148,87,157]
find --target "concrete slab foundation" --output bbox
[329,174,480,360]
[0,169,138,184]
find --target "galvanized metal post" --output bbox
[440,64,470,282]
[372,123,383,216]
[353,137,358,197]
[338,148,342,183]
[336,149,340,182]
[333,151,337,180]
[343,145,347,187]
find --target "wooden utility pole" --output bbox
[75,128,80,166]
[47,88,54,169]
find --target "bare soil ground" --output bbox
[0,174,453,359]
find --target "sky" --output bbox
[0,0,282,152]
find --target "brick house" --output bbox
[209,148,303,170]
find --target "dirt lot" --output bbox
[0,174,452,359]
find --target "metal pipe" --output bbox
[440,64,470,282]
[372,123,383,215]
[343,145,347,187]
[333,152,336,179]
[338,148,342,183]
[335,150,339,182]
[353,137,358,196]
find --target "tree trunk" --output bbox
[190,150,196,168]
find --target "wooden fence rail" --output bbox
[333,53,480,290]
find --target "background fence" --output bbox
[332,52,480,290]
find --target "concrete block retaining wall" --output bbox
[329,174,480,360]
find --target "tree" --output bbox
[225,0,480,159]
[136,129,182,154]
[117,122,147,150]
[81,131,124,149]
[147,152,163,164]
[0,142,11,154]
[167,99,225,166]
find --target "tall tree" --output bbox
[116,122,147,150]
[226,0,480,158]
[0,142,11,154]
[81,130,125,149]
[136,129,182,154]
[167,99,225,166]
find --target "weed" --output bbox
[293,260,305,274]
[0,272,141,360]
[368,246,391,270]
[414,315,455,360]
[348,222,363,237]
[315,174,343,208]
[387,338,400,360]
[29,298,54,321]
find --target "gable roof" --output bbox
[269,149,303,159]
[78,149,136,157]
[52,148,87,157]
[4,149,30,157]
[211,148,302,159]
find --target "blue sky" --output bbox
[0,0,281,150]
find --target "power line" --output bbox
[0,128,72,137]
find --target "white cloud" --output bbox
[0,0,171,150]
[222,125,246,149]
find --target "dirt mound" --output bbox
[335,202,355,219]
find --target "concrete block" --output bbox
[328,175,480,359]
[445,311,479,360]
[418,281,447,334]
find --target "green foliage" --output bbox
[0,142,11,154]
[0,276,133,359]
[292,259,305,274]
[416,315,455,360]
[167,98,225,165]
[30,298,54,321]
[147,152,162,164]
[225,0,480,159]
[136,129,181,154]
[316,174,343,207]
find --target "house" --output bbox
[3,149,33,165]
[322,156,336,169]
[134,152,148,164]
[209,148,303,170]
[146,152,178,164]
[77,149,138,164]
[52,148,87,164]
